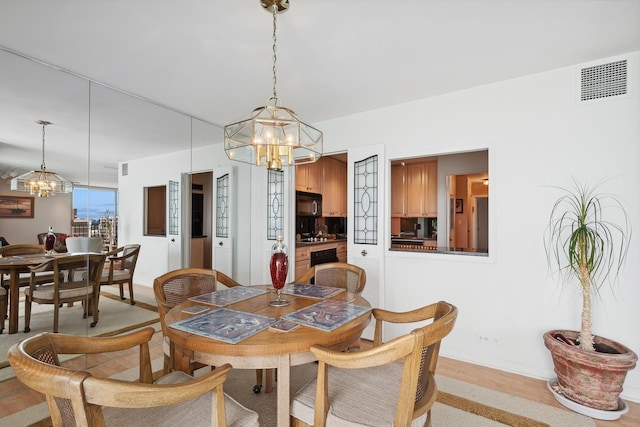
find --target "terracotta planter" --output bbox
[544,330,638,410]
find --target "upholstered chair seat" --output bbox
[103,370,259,426]
[8,327,259,427]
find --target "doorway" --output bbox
[471,196,488,251]
[190,171,213,268]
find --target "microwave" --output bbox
[296,191,322,216]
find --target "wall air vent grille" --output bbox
[580,60,627,101]
[122,163,128,176]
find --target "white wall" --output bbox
[119,51,640,402]
[0,178,73,244]
[118,143,261,287]
[316,51,640,401]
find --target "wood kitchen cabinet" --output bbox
[336,241,347,263]
[391,164,407,216]
[295,246,311,281]
[392,161,437,217]
[425,161,438,216]
[322,157,347,217]
[295,161,323,193]
[295,240,348,280]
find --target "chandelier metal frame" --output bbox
[223,0,323,171]
[10,120,73,197]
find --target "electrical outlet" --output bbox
[477,333,499,344]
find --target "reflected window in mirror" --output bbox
[145,185,166,236]
[390,150,488,255]
[72,187,118,244]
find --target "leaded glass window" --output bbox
[267,170,285,240]
[354,155,378,244]
[216,174,229,238]
[168,180,179,235]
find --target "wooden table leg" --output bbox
[172,343,193,373]
[9,269,19,334]
[276,354,291,427]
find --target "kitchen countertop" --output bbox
[390,244,488,256]
[296,239,347,247]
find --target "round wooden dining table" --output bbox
[0,253,64,334]
[164,285,371,427]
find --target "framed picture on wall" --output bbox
[0,195,35,218]
[455,198,463,214]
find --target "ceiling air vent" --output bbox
[122,163,128,176]
[580,59,627,101]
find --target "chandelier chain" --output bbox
[41,121,46,170]
[272,4,278,99]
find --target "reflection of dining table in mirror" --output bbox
[0,253,68,334]
[164,285,371,427]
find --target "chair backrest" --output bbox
[33,253,106,288]
[372,301,458,423]
[7,327,234,427]
[306,301,457,426]
[0,243,44,256]
[120,244,141,271]
[299,262,366,293]
[65,236,104,253]
[153,268,240,334]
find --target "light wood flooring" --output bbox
[0,285,637,427]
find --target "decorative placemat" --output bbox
[282,299,370,331]
[281,283,345,299]
[169,308,276,344]
[189,286,266,306]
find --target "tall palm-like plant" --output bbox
[545,180,631,352]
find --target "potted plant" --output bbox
[543,179,637,414]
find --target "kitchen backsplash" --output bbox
[399,217,437,238]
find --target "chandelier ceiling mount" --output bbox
[224,0,323,171]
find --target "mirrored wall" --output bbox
[0,46,203,340]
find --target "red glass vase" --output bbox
[269,235,289,306]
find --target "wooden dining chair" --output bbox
[0,244,58,288]
[290,301,458,427]
[8,327,259,427]
[153,267,273,393]
[297,261,366,293]
[99,244,140,304]
[65,236,104,253]
[23,253,106,333]
[298,261,367,351]
[0,286,6,334]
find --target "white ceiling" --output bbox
[1,0,639,187]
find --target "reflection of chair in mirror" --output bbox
[153,268,272,393]
[0,286,6,334]
[99,244,140,304]
[290,301,458,427]
[0,244,48,289]
[36,232,68,253]
[8,327,260,427]
[65,236,103,253]
[0,243,44,257]
[0,244,60,317]
[24,253,106,333]
[297,262,366,293]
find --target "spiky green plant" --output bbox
[545,180,631,351]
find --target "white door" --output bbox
[347,145,386,340]
[213,167,234,277]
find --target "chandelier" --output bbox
[224,0,323,171]
[11,120,73,197]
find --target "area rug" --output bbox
[0,286,160,381]
[3,349,596,427]
[222,366,596,427]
